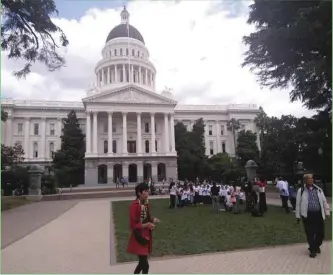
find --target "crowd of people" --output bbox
[167,178,267,216]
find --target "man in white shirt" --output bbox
[276,177,290,213]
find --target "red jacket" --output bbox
[127,200,154,256]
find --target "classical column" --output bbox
[5,115,12,146]
[136,112,142,155]
[122,112,127,154]
[108,112,113,155]
[40,118,46,159]
[130,65,133,83]
[86,112,91,154]
[169,113,175,152]
[123,64,126,82]
[139,66,142,84]
[107,162,114,184]
[115,65,118,83]
[137,162,143,182]
[216,120,221,153]
[107,66,110,84]
[101,69,105,85]
[93,112,98,154]
[122,162,129,181]
[151,73,153,87]
[164,113,169,153]
[24,118,30,159]
[152,161,158,183]
[145,69,148,85]
[150,113,156,153]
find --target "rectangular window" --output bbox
[104,140,108,153]
[220,125,224,136]
[17,123,23,135]
[112,123,116,133]
[103,122,108,133]
[50,142,55,158]
[222,141,226,153]
[208,125,213,136]
[145,122,149,133]
[209,141,214,155]
[34,123,39,135]
[155,123,157,133]
[112,140,117,153]
[127,141,136,153]
[155,140,158,152]
[33,142,38,158]
[50,123,55,136]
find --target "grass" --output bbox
[112,199,332,263]
[1,196,33,211]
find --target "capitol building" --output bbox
[2,7,259,185]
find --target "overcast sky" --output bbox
[1,0,315,118]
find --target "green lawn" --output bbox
[112,199,332,263]
[1,196,33,211]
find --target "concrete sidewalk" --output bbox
[1,197,331,274]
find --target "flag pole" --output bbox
[127,20,131,84]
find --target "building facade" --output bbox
[1,7,260,185]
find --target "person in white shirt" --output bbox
[193,184,200,205]
[225,192,234,211]
[181,186,189,207]
[276,177,290,213]
[198,185,204,205]
[169,182,177,209]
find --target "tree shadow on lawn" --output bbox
[112,199,332,263]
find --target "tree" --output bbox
[1,0,69,78]
[227,118,240,153]
[243,0,332,113]
[52,110,85,187]
[236,130,259,167]
[1,110,8,122]
[175,119,208,180]
[207,153,243,182]
[1,142,25,170]
[254,106,269,150]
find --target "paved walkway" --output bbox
[1,197,331,274]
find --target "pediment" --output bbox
[82,85,177,105]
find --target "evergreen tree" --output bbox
[236,130,259,167]
[53,110,85,187]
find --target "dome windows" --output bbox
[120,48,123,56]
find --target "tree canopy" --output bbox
[236,130,259,167]
[1,0,69,78]
[52,110,85,187]
[1,143,25,170]
[243,0,332,113]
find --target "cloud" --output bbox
[1,0,315,118]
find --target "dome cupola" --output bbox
[105,6,145,44]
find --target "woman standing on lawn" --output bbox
[127,182,160,274]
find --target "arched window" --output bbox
[112,140,117,153]
[33,142,38,158]
[132,49,135,56]
[145,140,149,153]
[126,48,129,56]
[137,50,140,57]
[155,140,158,152]
[49,142,54,158]
[114,49,117,56]
[120,48,123,56]
[104,140,108,154]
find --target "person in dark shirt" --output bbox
[210,182,220,213]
